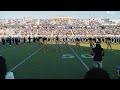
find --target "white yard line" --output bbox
[0,43,33,53]
[0,46,16,53]
[0,48,10,53]
[9,47,43,72]
[68,45,90,71]
[108,50,120,56]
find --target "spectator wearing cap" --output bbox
[91,43,104,68]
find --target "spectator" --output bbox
[84,68,110,79]
[0,56,7,79]
[91,43,104,68]
[117,66,120,78]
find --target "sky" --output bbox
[0,11,120,19]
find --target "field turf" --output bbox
[0,41,120,79]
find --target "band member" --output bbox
[9,37,12,46]
[15,38,19,45]
[55,34,61,52]
[119,37,120,44]
[33,37,36,43]
[70,37,74,44]
[65,33,68,45]
[75,37,80,52]
[89,38,95,50]
[43,35,48,52]
[6,37,9,44]
[23,37,26,44]
[106,37,112,50]
[18,37,20,43]
[62,37,65,44]
[12,37,15,43]
[2,37,5,45]
[28,36,31,43]
[39,36,43,45]
[75,37,80,47]
[36,37,39,43]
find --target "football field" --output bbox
[0,42,120,79]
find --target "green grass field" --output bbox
[0,41,120,79]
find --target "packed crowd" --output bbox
[0,17,120,36]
